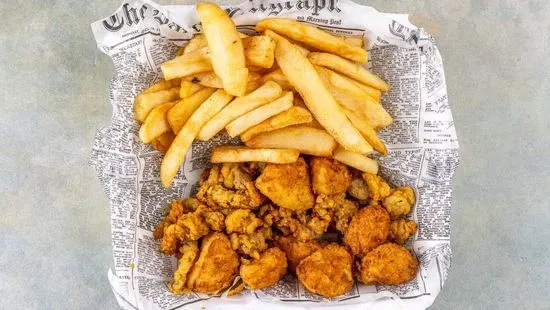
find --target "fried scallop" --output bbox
[343,205,390,256]
[274,235,323,273]
[358,243,418,285]
[240,247,288,289]
[186,232,240,293]
[310,157,351,196]
[296,244,353,297]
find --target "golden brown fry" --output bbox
[343,108,386,155]
[180,80,205,98]
[197,81,282,141]
[353,79,382,101]
[151,131,175,153]
[210,146,300,164]
[167,88,217,134]
[358,243,418,285]
[296,244,354,298]
[245,71,263,94]
[333,146,379,174]
[242,35,276,68]
[175,46,186,57]
[184,34,208,54]
[308,52,390,91]
[134,87,180,123]
[255,158,315,211]
[240,106,312,142]
[265,30,371,154]
[292,97,324,129]
[341,35,364,48]
[197,2,248,96]
[245,126,337,157]
[316,66,392,129]
[161,47,213,80]
[139,101,177,143]
[143,79,181,94]
[186,232,240,293]
[161,89,233,187]
[226,92,293,137]
[184,71,223,88]
[261,69,294,91]
[257,19,367,63]
[240,247,287,289]
[343,205,390,256]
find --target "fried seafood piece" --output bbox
[296,244,354,298]
[229,225,272,259]
[225,209,263,234]
[389,219,418,244]
[347,171,369,200]
[274,235,322,273]
[383,187,415,219]
[159,204,225,255]
[310,157,351,196]
[255,158,315,211]
[363,172,391,201]
[259,204,329,241]
[240,247,288,289]
[197,163,265,210]
[358,243,418,285]
[313,194,358,233]
[153,199,202,239]
[168,241,199,295]
[343,205,390,256]
[186,233,240,293]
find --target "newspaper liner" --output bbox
[90,0,459,309]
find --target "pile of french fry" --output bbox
[133,2,393,188]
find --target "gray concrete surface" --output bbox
[1,0,549,309]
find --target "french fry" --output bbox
[167,88,217,133]
[342,36,364,48]
[161,47,212,80]
[184,71,223,88]
[257,19,367,63]
[261,69,294,91]
[265,30,372,154]
[291,96,323,129]
[352,79,382,101]
[242,35,276,68]
[211,146,299,164]
[151,131,175,153]
[316,66,392,129]
[143,79,181,94]
[343,108,386,155]
[197,3,248,96]
[197,81,282,141]
[308,52,390,91]
[139,101,178,143]
[240,106,312,142]
[184,34,208,54]
[226,91,294,137]
[333,146,379,174]
[245,72,263,94]
[134,87,180,123]
[245,126,337,157]
[180,80,205,98]
[161,89,234,187]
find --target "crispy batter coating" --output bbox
[383,187,415,219]
[389,219,418,244]
[363,172,391,201]
[255,158,315,211]
[225,209,263,234]
[186,233,240,293]
[313,194,358,233]
[168,241,199,295]
[310,157,351,196]
[230,225,272,259]
[240,247,288,289]
[274,235,322,273]
[197,164,265,210]
[347,171,369,200]
[358,243,418,285]
[153,200,192,240]
[343,205,390,256]
[296,244,354,298]
[260,204,329,241]
[160,204,225,255]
